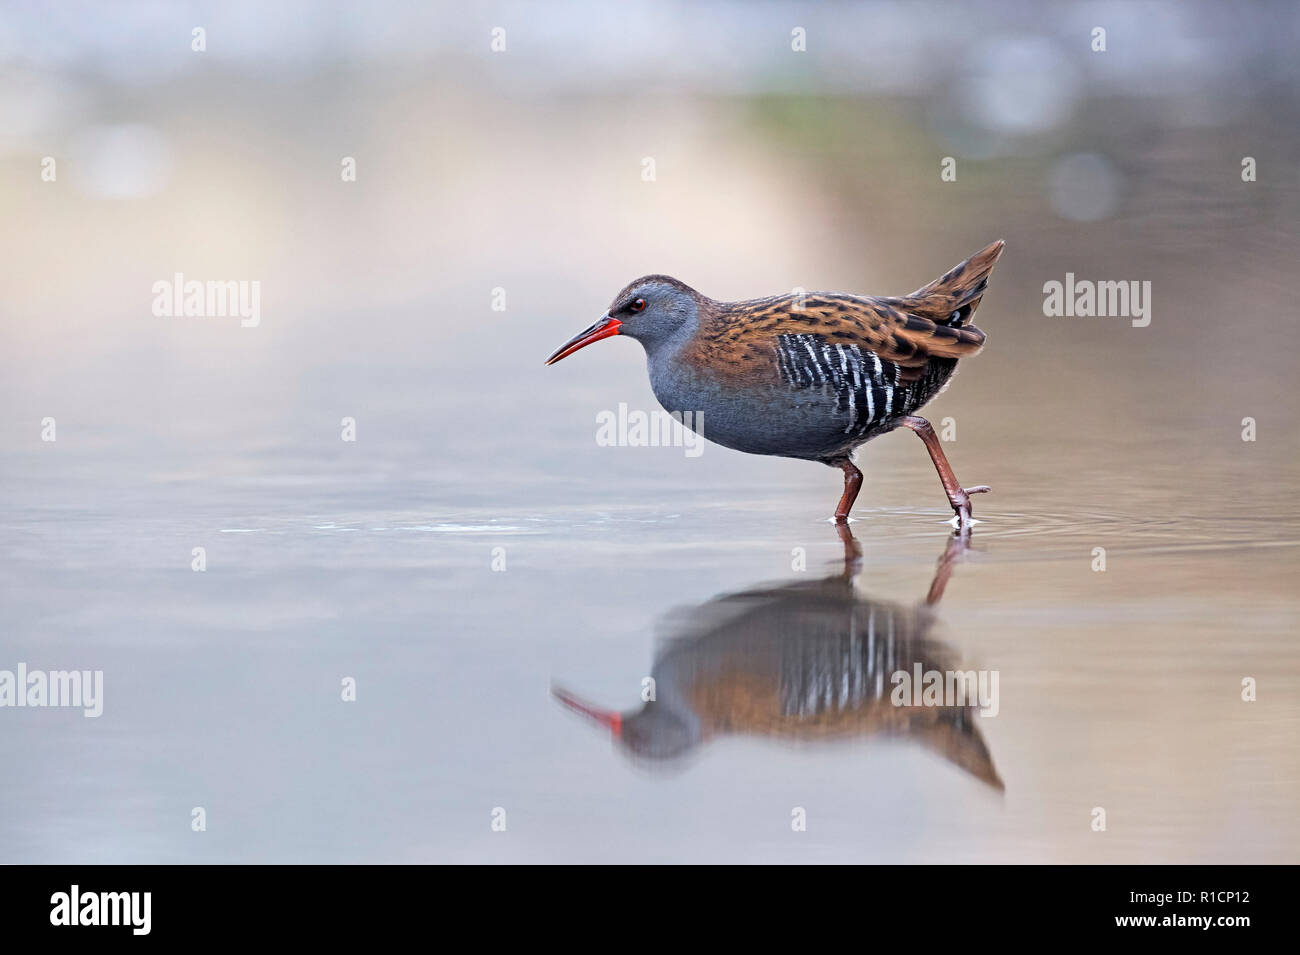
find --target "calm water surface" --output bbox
[4,370,1297,861]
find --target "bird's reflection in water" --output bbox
[553,527,1002,789]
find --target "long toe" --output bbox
[950,485,989,527]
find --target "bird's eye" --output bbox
[630,298,646,312]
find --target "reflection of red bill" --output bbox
[551,685,622,736]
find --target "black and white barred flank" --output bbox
[777,603,904,717]
[775,603,971,728]
[774,333,904,436]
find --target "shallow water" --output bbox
[4,403,1298,862]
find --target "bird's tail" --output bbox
[902,240,1005,327]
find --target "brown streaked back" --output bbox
[684,240,1003,384]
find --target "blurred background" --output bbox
[2,1,1298,862]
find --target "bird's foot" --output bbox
[949,485,991,529]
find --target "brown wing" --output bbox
[692,293,984,384]
[690,240,1002,384]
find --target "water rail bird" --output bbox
[553,529,1002,788]
[546,241,1005,526]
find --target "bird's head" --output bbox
[551,684,699,762]
[545,275,702,365]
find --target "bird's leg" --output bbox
[924,533,971,606]
[833,520,863,574]
[897,415,990,529]
[830,457,863,523]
